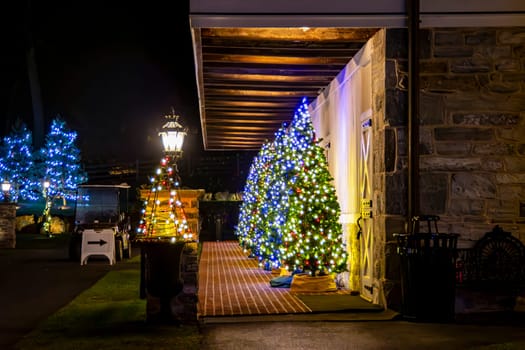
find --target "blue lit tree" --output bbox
[256,125,291,269]
[38,117,87,234]
[235,152,262,250]
[0,122,39,201]
[235,141,275,260]
[39,116,88,200]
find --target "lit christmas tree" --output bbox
[236,151,263,250]
[280,98,347,275]
[0,122,38,201]
[255,125,291,269]
[40,117,88,201]
[136,155,193,241]
[235,141,275,259]
[39,117,87,234]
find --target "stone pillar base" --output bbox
[0,203,16,248]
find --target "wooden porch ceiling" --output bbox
[192,27,379,150]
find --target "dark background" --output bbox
[1,0,255,192]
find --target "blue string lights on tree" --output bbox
[0,122,38,201]
[39,117,87,235]
[236,97,347,276]
[256,124,291,270]
[40,117,88,201]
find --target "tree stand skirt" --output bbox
[290,274,337,293]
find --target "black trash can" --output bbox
[395,217,459,322]
[139,240,186,321]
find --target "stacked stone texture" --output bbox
[419,28,525,244]
[0,204,16,248]
[383,28,525,246]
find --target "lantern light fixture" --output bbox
[159,110,187,158]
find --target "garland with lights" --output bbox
[137,156,193,241]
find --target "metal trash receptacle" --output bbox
[395,216,459,322]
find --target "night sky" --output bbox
[1,1,200,162]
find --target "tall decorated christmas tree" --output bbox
[0,122,38,201]
[236,149,264,252]
[39,117,87,234]
[279,98,347,276]
[235,141,275,260]
[254,125,291,269]
[40,117,88,200]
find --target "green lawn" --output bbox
[14,255,202,350]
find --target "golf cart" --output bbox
[69,184,133,262]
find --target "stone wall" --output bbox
[173,242,199,323]
[0,203,16,248]
[418,27,525,246]
[381,27,525,310]
[380,28,410,310]
[381,27,525,244]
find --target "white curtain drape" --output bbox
[309,44,372,289]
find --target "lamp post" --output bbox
[2,181,11,203]
[138,109,191,323]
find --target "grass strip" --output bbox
[14,256,202,350]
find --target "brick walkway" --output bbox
[198,241,311,317]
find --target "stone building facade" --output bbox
[379,27,525,308]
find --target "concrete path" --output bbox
[200,318,525,350]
